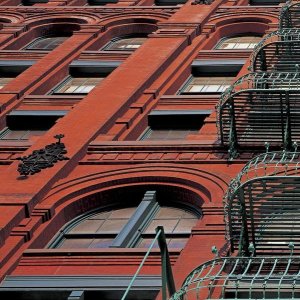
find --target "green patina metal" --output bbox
[170,256,300,299]
[122,226,175,300]
[249,28,300,72]
[224,150,300,255]
[279,0,299,29]
[169,150,300,299]
[217,72,300,159]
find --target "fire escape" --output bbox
[217,1,300,159]
[170,1,300,299]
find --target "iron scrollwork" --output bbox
[17,134,69,176]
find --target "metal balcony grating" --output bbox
[217,72,300,159]
[169,256,300,300]
[279,1,300,29]
[250,29,300,72]
[224,150,300,256]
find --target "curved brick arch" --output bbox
[203,15,276,50]
[24,13,99,27]
[88,17,159,51]
[42,165,229,209]
[3,21,82,50]
[28,165,229,248]
[99,13,170,27]
[0,12,24,23]
[209,12,278,27]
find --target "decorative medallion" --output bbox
[17,134,69,176]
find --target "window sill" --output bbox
[23,248,182,257]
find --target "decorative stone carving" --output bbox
[17,134,69,176]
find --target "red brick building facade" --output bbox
[0,0,292,299]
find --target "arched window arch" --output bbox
[215,34,262,50]
[23,35,70,51]
[102,35,147,51]
[49,191,200,249]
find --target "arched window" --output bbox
[24,36,69,51]
[216,35,262,50]
[50,191,200,249]
[102,35,147,51]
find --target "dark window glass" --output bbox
[25,37,68,51]
[55,205,198,249]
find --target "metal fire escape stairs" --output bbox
[217,1,300,160]
[169,2,300,299]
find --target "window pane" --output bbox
[89,238,114,248]
[0,77,13,88]
[97,219,129,233]
[105,37,147,51]
[142,129,198,141]
[183,76,234,93]
[69,219,104,234]
[0,130,28,140]
[174,219,198,233]
[144,207,198,234]
[90,212,112,220]
[156,207,185,219]
[54,77,103,94]
[110,207,136,219]
[217,36,261,50]
[138,238,189,249]
[26,37,68,50]
[59,238,94,248]
[144,219,178,234]
[0,129,45,141]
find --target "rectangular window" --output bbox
[179,59,245,94]
[51,60,121,95]
[0,110,66,141]
[53,77,104,94]
[0,128,45,141]
[0,60,34,89]
[182,76,233,94]
[0,77,14,89]
[140,110,211,141]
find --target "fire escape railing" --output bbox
[170,150,300,300]
[250,28,300,72]
[279,0,300,29]
[217,72,300,159]
[224,150,300,256]
[217,1,300,160]
[170,256,300,300]
[169,3,300,300]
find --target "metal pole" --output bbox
[121,229,162,300]
[156,226,176,299]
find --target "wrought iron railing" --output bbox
[217,72,300,159]
[250,28,300,72]
[224,150,300,256]
[279,0,300,29]
[170,256,300,300]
